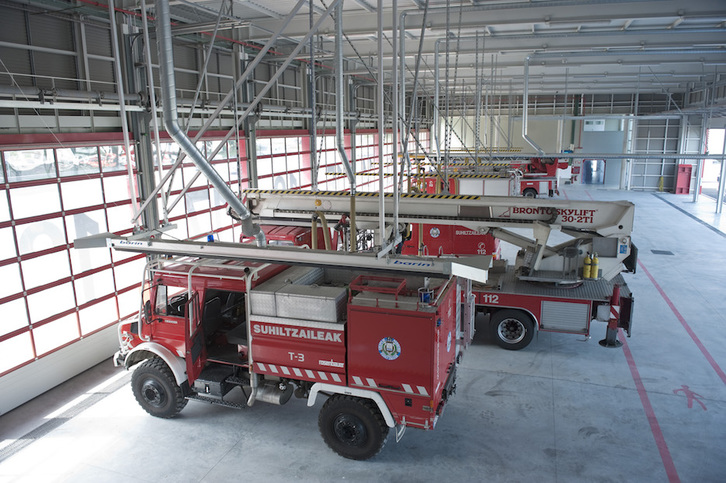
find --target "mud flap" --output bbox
[395,421,407,442]
[624,243,638,274]
[618,294,635,336]
[437,363,458,416]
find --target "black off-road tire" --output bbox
[131,357,188,418]
[490,309,536,350]
[318,395,389,460]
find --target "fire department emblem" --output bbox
[378,337,401,361]
[429,227,440,238]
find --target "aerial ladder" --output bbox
[241,188,636,282]
[406,153,568,197]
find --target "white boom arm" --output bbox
[242,189,636,282]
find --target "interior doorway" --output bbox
[703,129,725,200]
[582,159,605,184]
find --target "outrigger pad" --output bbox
[599,328,623,348]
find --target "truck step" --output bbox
[192,365,235,398]
[224,375,251,387]
[187,393,247,409]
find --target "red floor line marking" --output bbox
[619,330,680,483]
[638,260,726,385]
[584,189,594,200]
[561,189,569,200]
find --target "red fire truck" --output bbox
[419,156,568,197]
[243,189,636,352]
[83,235,484,460]
[515,157,570,198]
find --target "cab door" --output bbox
[185,292,206,383]
[138,281,153,340]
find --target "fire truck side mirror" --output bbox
[144,300,152,321]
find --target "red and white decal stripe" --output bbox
[402,384,430,397]
[610,304,620,319]
[352,376,430,396]
[255,362,343,384]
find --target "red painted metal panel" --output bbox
[346,279,458,426]
[401,224,500,259]
[250,319,346,377]
[475,288,593,334]
[347,307,435,392]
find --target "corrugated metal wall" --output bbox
[631,119,680,190]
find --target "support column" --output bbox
[121,9,159,232]
[693,115,707,203]
[245,116,259,188]
[239,51,259,189]
[716,132,726,214]
[308,3,318,190]
[349,79,358,167]
[308,65,318,190]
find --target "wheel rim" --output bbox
[497,319,526,344]
[141,378,167,408]
[333,414,367,447]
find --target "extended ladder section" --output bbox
[75,233,492,284]
[242,189,636,282]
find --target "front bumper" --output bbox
[113,349,127,368]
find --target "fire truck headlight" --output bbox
[120,331,132,347]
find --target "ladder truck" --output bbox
[410,154,568,197]
[241,189,636,350]
[75,234,490,460]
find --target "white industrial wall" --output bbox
[440,115,573,154]
[439,109,708,192]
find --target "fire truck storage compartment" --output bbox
[192,364,235,400]
[275,284,347,322]
[249,266,326,317]
[539,301,590,333]
[476,266,633,334]
[250,316,347,380]
[346,275,458,428]
[458,177,510,196]
[521,178,550,196]
[250,266,349,381]
[402,224,500,258]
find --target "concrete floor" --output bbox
[1,186,725,482]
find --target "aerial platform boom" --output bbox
[242,189,636,282]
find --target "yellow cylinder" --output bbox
[591,252,599,279]
[583,253,592,279]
